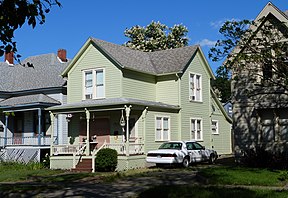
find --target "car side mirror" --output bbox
[203,146,205,150]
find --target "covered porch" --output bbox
[48,98,180,171]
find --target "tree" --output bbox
[209,17,288,99]
[124,21,189,52]
[0,0,61,60]
[211,66,231,103]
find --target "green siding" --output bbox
[156,75,179,105]
[180,52,211,143]
[144,110,179,153]
[122,70,156,101]
[67,45,122,103]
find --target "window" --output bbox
[155,116,170,141]
[189,73,202,101]
[83,69,105,100]
[191,118,202,140]
[263,61,272,80]
[211,120,219,134]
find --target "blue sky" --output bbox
[13,0,287,72]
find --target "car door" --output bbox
[192,142,208,162]
[186,142,202,162]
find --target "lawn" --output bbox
[197,166,287,186]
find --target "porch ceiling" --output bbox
[46,97,181,113]
[0,93,60,110]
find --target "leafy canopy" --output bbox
[0,0,61,60]
[209,16,288,101]
[124,21,189,52]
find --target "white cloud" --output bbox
[196,39,217,47]
[210,18,241,29]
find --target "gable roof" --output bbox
[0,53,69,92]
[225,2,288,67]
[62,38,214,77]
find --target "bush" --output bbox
[95,148,117,172]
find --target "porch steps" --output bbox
[71,158,93,172]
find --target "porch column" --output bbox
[124,105,132,156]
[85,108,90,155]
[49,111,55,156]
[38,109,42,145]
[4,114,8,146]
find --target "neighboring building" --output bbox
[48,37,232,171]
[232,2,288,160]
[0,50,69,163]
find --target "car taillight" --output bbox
[162,153,177,157]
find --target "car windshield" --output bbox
[159,142,182,150]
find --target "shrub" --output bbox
[95,148,117,172]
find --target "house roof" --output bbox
[0,93,60,109]
[0,53,69,92]
[47,97,180,112]
[62,38,203,76]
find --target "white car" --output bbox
[146,141,217,167]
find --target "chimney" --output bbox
[4,52,14,65]
[57,49,67,62]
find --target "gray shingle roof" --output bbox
[92,38,198,75]
[0,53,68,92]
[285,10,288,16]
[47,97,180,111]
[0,93,60,108]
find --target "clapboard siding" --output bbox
[156,75,179,105]
[68,45,121,103]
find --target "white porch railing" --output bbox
[51,142,145,156]
[0,136,51,147]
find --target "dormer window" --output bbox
[83,69,105,100]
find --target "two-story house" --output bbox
[48,38,232,171]
[232,2,288,160]
[0,50,69,163]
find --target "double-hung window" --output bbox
[83,69,105,100]
[191,118,203,141]
[211,120,219,134]
[189,73,202,101]
[155,116,170,141]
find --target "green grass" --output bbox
[198,166,287,186]
[138,185,288,198]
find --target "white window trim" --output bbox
[82,68,105,100]
[211,120,219,135]
[189,72,202,102]
[190,117,203,141]
[155,115,170,142]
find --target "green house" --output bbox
[48,38,232,171]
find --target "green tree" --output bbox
[124,21,189,52]
[0,0,61,60]
[209,17,288,99]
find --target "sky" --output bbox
[13,0,287,73]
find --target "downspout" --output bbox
[85,108,90,156]
[4,114,8,146]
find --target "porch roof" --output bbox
[0,93,60,110]
[46,98,181,113]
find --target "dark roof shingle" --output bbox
[92,38,198,75]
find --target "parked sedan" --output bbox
[146,141,217,167]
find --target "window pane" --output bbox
[163,118,169,129]
[156,117,162,129]
[197,131,201,139]
[197,120,201,130]
[156,129,161,140]
[85,72,93,87]
[96,70,103,85]
[96,85,104,98]
[163,129,169,140]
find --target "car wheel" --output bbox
[182,157,189,168]
[209,154,216,164]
